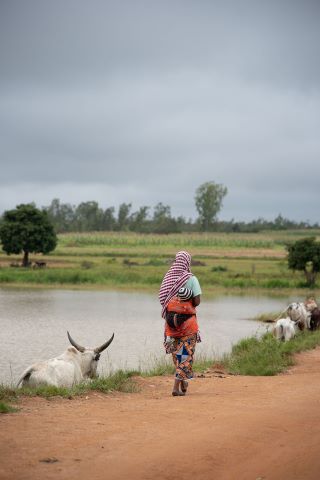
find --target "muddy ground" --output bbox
[1,348,320,480]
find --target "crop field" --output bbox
[0,230,320,294]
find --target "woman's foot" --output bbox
[172,390,185,396]
[172,378,185,396]
[181,380,188,393]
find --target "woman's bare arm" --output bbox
[192,295,201,307]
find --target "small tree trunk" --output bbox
[22,251,29,267]
[305,269,317,287]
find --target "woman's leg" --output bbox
[181,380,188,393]
[172,378,184,396]
[171,344,185,396]
[172,335,196,395]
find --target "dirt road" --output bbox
[1,349,320,480]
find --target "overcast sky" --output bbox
[1,0,320,222]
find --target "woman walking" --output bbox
[159,250,201,396]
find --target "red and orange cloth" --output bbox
[164,296,199,338]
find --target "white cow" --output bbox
[287,302,311,330]
[273,317,302,342]
[17,332,114,388]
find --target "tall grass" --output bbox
[225,330,320,376]
[56,231,320,250]
[58,232,277,249]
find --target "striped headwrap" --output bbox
[159,251,193,319]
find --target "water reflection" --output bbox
[0,287,295,385]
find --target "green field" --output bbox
[0,230,320,295]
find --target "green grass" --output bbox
[0,402,18,413]
[0,370,139,413]
[225,329,320,376]
[0,354,216,411]
[0,254,318,292]
[56,230,320,250]
[137,351,216,377]
[1,230,320,292]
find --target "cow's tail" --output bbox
[279,323,287,341]
[273,323,284,340]
[17,366,35,387]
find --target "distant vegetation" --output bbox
[0,204,57,267]
[42,198,319,234]
[1,230,320,292]
[36,181,233,234]
[1,194,316,235]
[287,236,320,287]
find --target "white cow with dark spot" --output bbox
[273,317,303,341]
[17,332,114,388]
[287,302,311,330]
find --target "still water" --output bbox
[0,288,294,385]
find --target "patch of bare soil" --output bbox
[1,349,320,480]
[191,248,286,259]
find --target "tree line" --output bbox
[43,178,318,234]
[1,181,319,234]
[43,198,318,234]
[41,181,230,233]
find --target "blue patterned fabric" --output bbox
[171,334,197,380]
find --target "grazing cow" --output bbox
[273,317,304,342]
[17,332,114,388]
[287,302,311,330]
[34,261,46,268]
[310,308,320,331]
[304,297,318,313]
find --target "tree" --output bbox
[195,181,228,231]
[129,206,150,232]
[116,203,132,231]
[0,204,57,267]
[102,207,116,231]
[45,198,76,232]
[74,201,104,231]
[152,202,180,233]
[286,237,320,287]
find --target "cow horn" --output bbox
[67,331,85,353]
[94,333,115,354]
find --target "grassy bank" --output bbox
[1,230,320,292]
[225,329,320,375]
[0,370,140,413]
[2,329,320,413]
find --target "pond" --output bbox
[0,288,295,385]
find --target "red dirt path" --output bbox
[1,349,320,480]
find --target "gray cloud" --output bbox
[1,0,320,221]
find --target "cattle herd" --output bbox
[273,298,320,342]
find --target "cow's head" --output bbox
[287,302,303,321]
[67,331,114,378]
[305,297,318,312]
